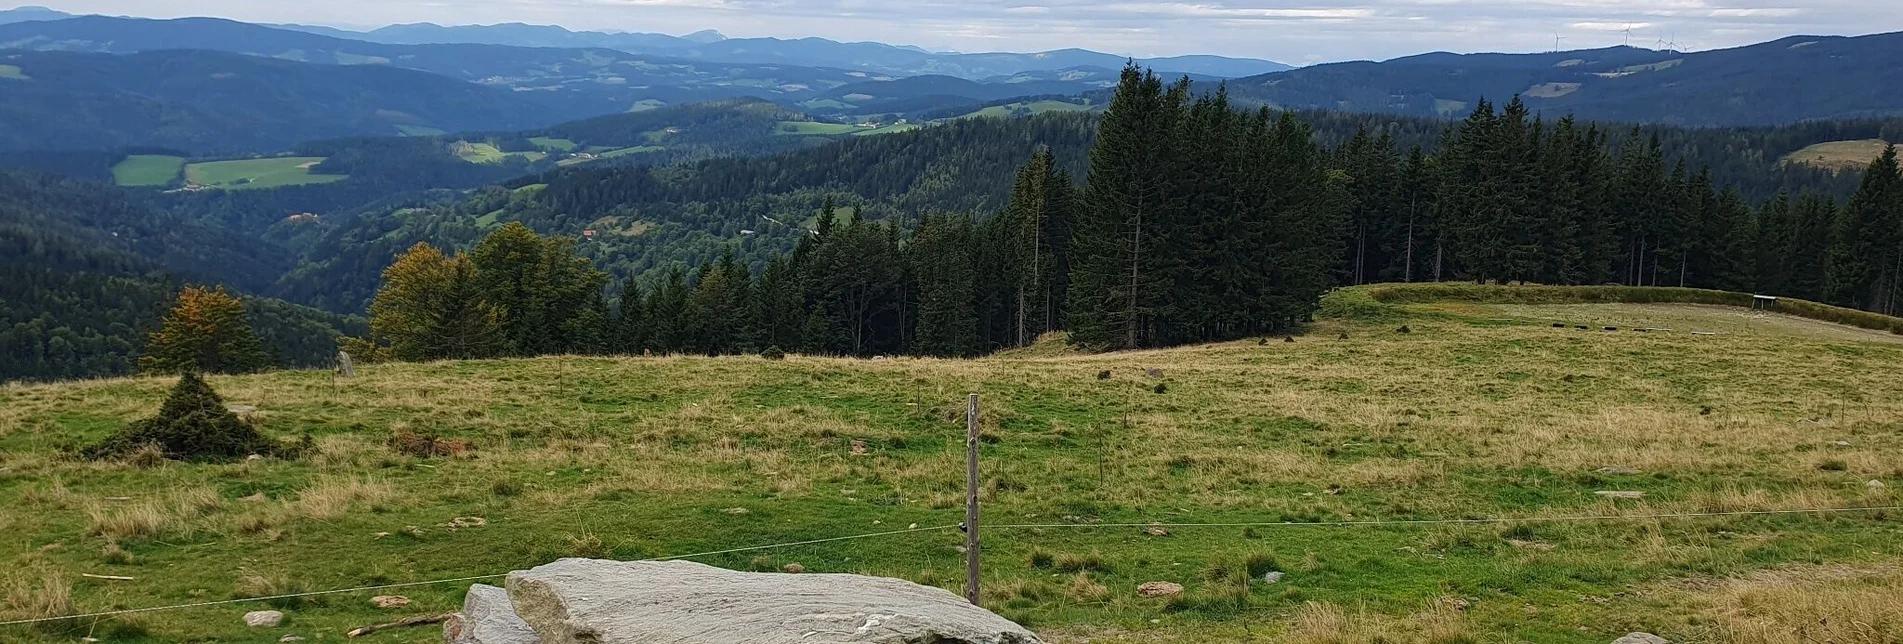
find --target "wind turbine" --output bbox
[1622,24,1634,47]
[1554,32,1568,53]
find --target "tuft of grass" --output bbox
[292,476,394,520]
[1,568,76,634]
[233,571,320,610]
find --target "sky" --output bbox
[16,1,1901,64]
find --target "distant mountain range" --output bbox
[0,6,1291,80]
[1224,32,1903,126]
[0,4,65,24]
[268,20,1295,79]
[0,16,884,115]
[0,49,563,153]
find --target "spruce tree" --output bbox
[1069,64,1180,350]
[1826,145,1903,312]
[910,213,980,357]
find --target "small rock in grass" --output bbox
[1870,480,1886,489]
[243,610,283,628]
[445,516,487,530]
[241,492,268,503]
[370,595,410,609]
[1144,525,1171,537]
[723,507,749,515]
[1507,539,1557,551]
[1595,491,1645,500]
[278,636,303,643]
[1097,370,1112,380]
[1136,581,1183,598]
[373,531,391,539]
[1834,440,1852,447]
[781,563,805,574]
[1144,368,1163,378]
[849,439,869,455]
[1437,596,1472,611]
[1261,571,1284,583]
[1612,633,1669,644]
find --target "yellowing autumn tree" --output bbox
[368,242,503,361]
[139,286,272,374]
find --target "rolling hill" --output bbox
[0,49,566,154]
[278,20,1294,79]
[0,16,876,116]
[1222,32,1903,126]
[0,170,362,381]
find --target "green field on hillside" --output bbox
[182,157,345,190]
[1782,139,1892,171]
[962,100,1094,119]
[393,124,446,137]
[598,145,666,159]
[852,123,919,136]
[0,64,26,80]
[774,121,861,135]
[109,155,186,187]
[529,137,578,152]
[3,288,1901,642]
[455,142,547,164]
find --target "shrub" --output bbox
[761,345,787,361]
[83,373,295,462]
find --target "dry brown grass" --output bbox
[1660,564,1903,643]
[83,484,224,541]
[0,567,75,633]
[291,476,395,520]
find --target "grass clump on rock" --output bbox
[84,373,303,462]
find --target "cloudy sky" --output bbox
[19,0,1900,64]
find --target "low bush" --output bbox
[83,373,301,462]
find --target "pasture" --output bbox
[3,288,1900,642]
[109,155,185,187]
[182,157,345,190]
[1782,139,1891,171]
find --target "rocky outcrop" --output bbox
[444,584,537,644]
[1612,634,1669,644]
[488,558,1040,644]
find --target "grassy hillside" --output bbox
[109,155,185,187]
[3,289,1901,642]
[1783,139,1893,171]
[183,157,346,190]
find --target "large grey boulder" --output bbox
[444,584,537,644]
[504,558,1041,644]
[1612,634,1669,644]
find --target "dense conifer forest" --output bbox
[340,66,1903,362]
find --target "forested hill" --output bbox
[0,49,564,154]
[1223,31,1903,126]
[0,171,363,382]
[269,105,1894,315]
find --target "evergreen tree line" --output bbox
[363,66,1903,362]
[1334,96,1903,314]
